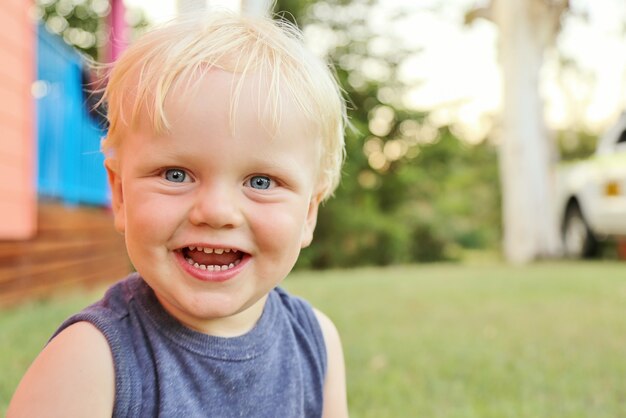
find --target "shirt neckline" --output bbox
[128,274,281,361]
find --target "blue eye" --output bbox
[164,169,188,183]
[248,175,273,190]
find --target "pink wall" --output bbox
[0,0,36,239]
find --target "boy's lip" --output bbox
[173,244,250,283]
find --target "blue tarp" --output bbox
[36,24,109,206]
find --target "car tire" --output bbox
[562,203,598,258]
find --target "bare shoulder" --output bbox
[313,308,349,418]
[7,321,115,418]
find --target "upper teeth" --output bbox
[188,246,236,254]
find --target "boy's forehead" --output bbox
[159,68,318,140]
[119,68,322,174]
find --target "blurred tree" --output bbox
[467,0,568,263]
[34,0,149,61]
[275,0,501,268]
[556,129,597,161]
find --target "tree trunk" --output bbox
[492,0,565,263]
[177,0,206,14]
[241,0,272,16]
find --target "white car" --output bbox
[556,112,626,257]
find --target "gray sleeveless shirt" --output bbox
[52,274,327,417]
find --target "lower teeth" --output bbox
[185,258,240,271]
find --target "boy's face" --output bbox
[106,70,322,335]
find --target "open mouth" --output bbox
[179,246,246,271]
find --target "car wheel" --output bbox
[562,203,597,258]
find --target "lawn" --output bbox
[2,261,626,417]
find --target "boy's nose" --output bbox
[188,184,244,229]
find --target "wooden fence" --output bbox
[0,202,130,305]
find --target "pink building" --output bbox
[0,0,36,239]
[0,1,130,304]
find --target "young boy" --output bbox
[8,12,348,418]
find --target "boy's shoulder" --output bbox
[272,286,325,338]
[51,274,143,337]
[7,320,115,417]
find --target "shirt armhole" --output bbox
[52,309,142,418]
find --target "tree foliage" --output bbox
[556,129,598,161]
[35,0,149,60]
[274,0,501,268]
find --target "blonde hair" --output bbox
[102,11,346,200]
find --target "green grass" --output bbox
[2,261,626,417]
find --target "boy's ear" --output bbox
[300,191,323,249]
[105,159,126,234]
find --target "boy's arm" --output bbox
[7,322,115,418]
[314,309,349,418]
